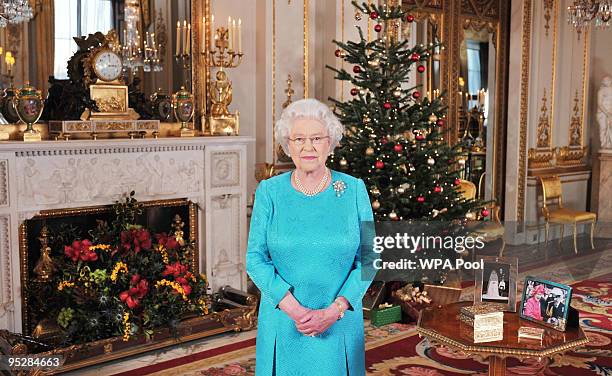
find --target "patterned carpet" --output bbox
[117,247,612,376]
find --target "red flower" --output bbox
[120,274,149,309]
[64,239,97,262]
[162,262,194,298]
[162,262,189,278]
[155,233,179,250]
[120,229,152,254]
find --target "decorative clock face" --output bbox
[92,50,123,82]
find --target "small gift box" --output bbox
[363,282,386,319]
[459,304,504,343]
[371,303,402,327]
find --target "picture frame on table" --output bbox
[519,276,572,331]
[474,256,518,312]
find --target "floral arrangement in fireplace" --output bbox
[29,193,210,345]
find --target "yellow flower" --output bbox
[122,312,131,341]
[111,262,128,282]
[89,244,111,252]
[155,279,189,301]
[197,298,209,315]
[154,244,170,264]
[57,280,75,291]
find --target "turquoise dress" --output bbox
[246,170,374,376]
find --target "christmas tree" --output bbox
[328,1,484,224]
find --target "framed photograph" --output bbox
[474,256,518,312]
[519,277,572,331]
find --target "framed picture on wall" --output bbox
[474,256,518,312]
[519,277,572,331]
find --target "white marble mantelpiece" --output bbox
[0,136,254,333]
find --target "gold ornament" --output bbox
[427,157,435,165]
[372,200,381,210]
[366,147,375,155]
[429,114,438,123]
[368,59,380,68]
[340,158,348,166]
[389,211,398,220]
[359,88,367,96]
[393,90,402,98]
[465,212,475,220]
[371,187,381,196]
[397,187,405,194]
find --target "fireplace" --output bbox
[0,136,254,334]
[19,198,198,335]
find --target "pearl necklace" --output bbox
[293,168,329,196]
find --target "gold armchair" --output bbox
[539,175,596,253]
[457,179,506,256]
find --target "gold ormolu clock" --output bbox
[81,30,137,120]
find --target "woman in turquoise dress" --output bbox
[246,98,374,375]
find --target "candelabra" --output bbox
[203,19,243,136]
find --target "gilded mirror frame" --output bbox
[401,0,509,207]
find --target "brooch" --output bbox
[333,180,347,197]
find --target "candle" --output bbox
[211,15,215,49]
[186,23,191,55]
[176,21,180,55]
[202,16,206,51]
[232,19,236,51]
[183,21,188,55]
[238,18,242,53]
[228,16,232,50]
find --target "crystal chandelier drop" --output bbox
[121,0,162,72]
[0,0,34,27]
[567,0,612,31]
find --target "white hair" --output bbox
[275,98,344,155]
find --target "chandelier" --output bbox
[0,0,34,27]
[567,0,612,30]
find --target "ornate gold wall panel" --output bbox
[517,0,533,226]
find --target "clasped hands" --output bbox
[279,293,349,337]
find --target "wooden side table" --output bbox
[417,302,589,376]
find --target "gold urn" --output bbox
[172,86,195,137]
[13,82,44,142]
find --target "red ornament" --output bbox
[417,65,426,73]
[415,134,425,141]
[353,65,361,74]
[454,178,461,186]
[406,14,415,23]
[434,186,442,193]
[394,144,402,152]
[436,119,445,127]
[410,53,421,62]
[383,102,392,109]
[481,209,490,217]
[374,24,382,32]
[375,160,385,169]
[335,49,342,57]
[350,88,359,96]
[370,11,379,19]
[412,91,421,99]
[417,196,425,203]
